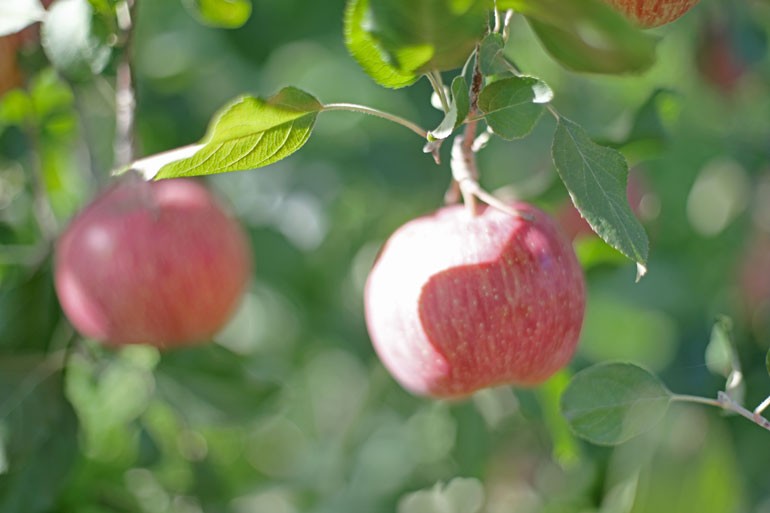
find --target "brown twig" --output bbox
[113,0,138,169]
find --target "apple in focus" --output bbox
[55,177,252,347]
[604,0,700,28]
[364,203,586,399]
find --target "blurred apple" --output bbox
[55,177,252,347]
[696,20,746,95]
[364,202,585,398]
[603,0,700,28]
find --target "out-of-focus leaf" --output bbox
[428,76,469,141]
[499,0,658,74]
[0,266,61,353]
[0,355,79,513]
[552,117,649,278]
[183,0,252,29]
[344,0,488,86]
[0,0,46,37]
[155,88,322,179]
[705,316,744,404]
[398,477,485,513]
[478,76,551,140]
[155,344,280,425]
[561,363,671,445]
[537,371,580,466]
[41,0,111,80]
[619,89,681,163]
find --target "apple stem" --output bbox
[448,47,533,221]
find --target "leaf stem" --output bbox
[322,103,428,139]
[671,392,770,432]
[426,71,450,113]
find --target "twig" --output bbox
[671,392,770,432]
[114,0,138,168]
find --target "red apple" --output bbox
[364,203,586,398]
[603,0,700,28]
[55,177,252,347]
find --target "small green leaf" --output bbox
[343,0,419,89]
[500,0,658,74]
[477,76,551,140]
[398,477,485,513]
[41,0,111,80]
[561,362,671,446]
[552,117,649,276]
[344,0,488,87]
[156,87,322,179]
[428,76,469,140]
[478,33,510,76]
[0,0,46,37]
[705,316,744,403]
[182,0,252,29]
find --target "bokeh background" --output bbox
[2,0,770,511]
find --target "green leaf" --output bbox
[478,33,510,76]
[155,344,280,425]
[0,356,79,513]
[537,371,580,466]
[398,477,485,513]
[428,76,469,141]
[561,363,671,446]
[343,0,419,89]
[0,265,61,354]
[344,0,488,86]
[156,87,322,179]
[499,0,658,74]
[41,0,111,80]
[619,89,681,163]
[705,316,744,403]
[0,0,46,37]
[183,0,252,29]
[478,76,551,140]
[552,117,649,276]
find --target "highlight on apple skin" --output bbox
[54,177,252,348]
[364,203,586,399]
[604,0,700,28]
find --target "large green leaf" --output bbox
[561,363,671,445]
[552,117,649,276]
[344,0,488,86]
[499,0,657,74]
[156,87,322,179]
[477,76,551,140]
[182,0,252,29]
[0,356,79,513]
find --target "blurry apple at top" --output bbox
[604,0,700,27]
[55,177,253,348]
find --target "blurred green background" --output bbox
[2,0,770,512]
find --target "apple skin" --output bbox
[364,203,586,399]
[55,177,252,347]
[604,0,700,28]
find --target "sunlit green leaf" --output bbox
[478,76,550,140]
[561,362,671,445]
[499,0,658,74]
[156,87,322,179]
[537,371,580,466]
[428,76,469,141]
[552,117,649,276]
[0,0,46,37]
[343,0,419,89]
[183,0,252,29]
[344,0,488,87]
